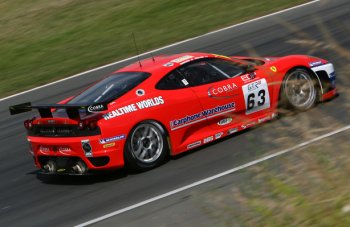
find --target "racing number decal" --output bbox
[243,79,270,114]
[247,90,265,110]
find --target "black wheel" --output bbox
[281,68,318,111]
[124,121,169,171]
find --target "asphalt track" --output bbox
[1,0,350,226]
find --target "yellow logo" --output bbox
[270,66,277,72]
[103,142,115,148]
[213,54,230,59]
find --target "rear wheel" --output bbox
[281,68,318,111]
[124,121,169,171]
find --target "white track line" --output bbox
[0,0,320,103]
[75,124,350,227]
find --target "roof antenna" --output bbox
[132,32,142,69]
[150,51,155,62]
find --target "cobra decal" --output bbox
[87,103,107,113]
[208,83,238,98]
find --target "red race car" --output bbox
[10,52,336,174]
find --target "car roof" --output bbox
[115,52,219,79]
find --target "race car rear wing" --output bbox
[9,102,108,119]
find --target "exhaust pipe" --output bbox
[43,160,56,173]
[72,160,87,174]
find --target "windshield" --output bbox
[69,72,150,104]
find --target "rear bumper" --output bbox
[28,135,125,174]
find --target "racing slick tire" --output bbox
[124,121,169,171]
[280,68,318,112]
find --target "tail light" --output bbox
[24,119,33,129]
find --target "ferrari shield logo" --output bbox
[270,66,277,72]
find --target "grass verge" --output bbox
[0,0,308,98]
[197,131,350,226]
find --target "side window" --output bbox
[179,61,228,87]
[208,58,245,78]
[156,70,186,90]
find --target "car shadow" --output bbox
[34,168,129,185]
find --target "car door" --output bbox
[178,58,247,133]
[155,68,208,147]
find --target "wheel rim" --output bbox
[284,70,316,109]
[130,124,163,163]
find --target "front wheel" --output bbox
[124,121,169,171]
[281,68,318,111]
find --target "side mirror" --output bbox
[245,64,256,73]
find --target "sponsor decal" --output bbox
[103,142,115,148]
[204,136,214,144]
[241,122,256,129]
[194,56,208,60]
[88,103,107,113]
[243,79,270,115]
[218,117,232,126]
[47,120,56,124]
[163,55,194,67]
[58,146,71,155]
[171,55,194,63]
[215,132,224,139]
[228,128,238,135]
[103,96,164,120]
[187,141,201,149]
[270,66,277,72]
[213,54,230,59]
[58,146,71,152]
[99,134,126,144]
[309,61,323,67]
[136,89,145,96]
[247,80,262,92]
[241,73,255,82]
[181,79,189,86]
[208,83,238,97]
[163,62,174,67]
[136,96,164,109]
[39,146,50,152]
[170,102,235,130]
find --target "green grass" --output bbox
[197,134,350,226]
[0,0,307,97]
